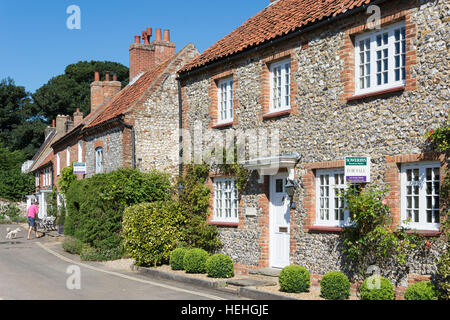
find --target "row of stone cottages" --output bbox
[27,0,447,294]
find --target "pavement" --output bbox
[0,223,298,300]
[0,223,239,300]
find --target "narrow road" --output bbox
[0,224,240,300]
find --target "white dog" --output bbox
[5,227,21,239]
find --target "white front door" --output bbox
[269,174,290,268]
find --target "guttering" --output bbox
[177,0,387,80]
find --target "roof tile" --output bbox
[179,0,373,73]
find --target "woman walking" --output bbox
[27,199,40,240]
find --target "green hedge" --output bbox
[320,271,351,300]
[64,168,172,259]
[170,248,188,270]
[279,265,310,293]
[206,254,234,278]
[183,248,210,274]
[404,281,439,300]
[123,201,184,266]
[360,276,395,300]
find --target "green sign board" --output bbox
[345,157,370,183]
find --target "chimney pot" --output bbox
[94,71,100,82]
[52,119,55,128]
[163,29,170,41]
[134,35,141,44]
[105,71,110,82]
[113,74,117,81]
[155,28,162,41]
[146,27,152,37]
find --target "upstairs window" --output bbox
[217,78,233,124]
[56,153,60,176]
[66,147,70,167]
[78,140,83,163]
[270,59,291,112]
[95,147,103,174]
[355,22,406,95]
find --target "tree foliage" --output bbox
[0,78,46,158]
[0,147,34,201]
[33,61,129,121]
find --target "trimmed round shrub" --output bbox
[404,281,439,300]
[206,254,234,278]
[360,276,395,300]
[320,271,351,300]
[170,248,188,270]
[278,265,310,293]
[183,248,210,273]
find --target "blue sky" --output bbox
[0,0,267,93]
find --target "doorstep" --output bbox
[248,268,281,277]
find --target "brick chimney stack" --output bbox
[90,71,122,114]
[55,115,70,134]
[73,108,84,126]
[129,27,176,80]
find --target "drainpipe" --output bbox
[177,79,183,180]
[119,118,136,169]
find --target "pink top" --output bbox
[27,204,38,218]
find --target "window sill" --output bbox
[347,85,405,102]
[308,226,343,232]
[405,230,441,237]
[208,221,239,227]
[212,121,233,129]
[262,109,291,120]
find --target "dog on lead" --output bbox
[5,227,21,239]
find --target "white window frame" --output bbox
[213,177,239,223]
[354,21,406,95]
[269,59,291,112]
[217,77,234,124]
[66,147,70,167]
[78,140,83,163]
[56,153,60,176]
[95,147,103,174]
[35,172,40,187]
[315,168,351,227]
[401,162,440,231]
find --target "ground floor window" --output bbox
[315,168,349,227]
[401,162,440,231]
[213,177,238,223]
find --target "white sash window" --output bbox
[270,59,291,112]
[401,162,440,231]
[213,178,238,223]
[315,169,350,227]
[355,22,406,95]
[217,78,233,124]
[95,147,103,174]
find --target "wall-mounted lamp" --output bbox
[285,178,298,209]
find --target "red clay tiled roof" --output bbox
[179,0,372,73]
[86,58,172,129]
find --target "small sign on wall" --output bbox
[73,162,87,174]
[345,157,370,183]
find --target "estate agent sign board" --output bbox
[345,157,370,183]
[73,162,87,174]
